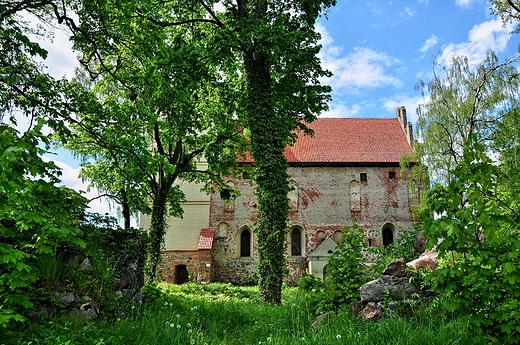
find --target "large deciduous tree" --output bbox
[60,1,245,279]
[489,0,520,31]
[416,48,520,340]
[415,52,520,185]
[204,1,334,303]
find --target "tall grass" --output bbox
[7,283,487,345]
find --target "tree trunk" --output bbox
[243,51,289,304]
[148,179,173,280]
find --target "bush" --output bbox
[300,223,368,314]
[367,223,420,278]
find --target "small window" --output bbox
[291,228,302,256]
[240,229,251,257]
[360,173,367,182]
[389,171,396,179]
[368,238,373,247]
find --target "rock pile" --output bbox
[355,250,438,320]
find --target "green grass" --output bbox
[5,283,488,345]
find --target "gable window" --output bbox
[291,227,302,256]
[389,171,396,179]
[360,173,367,182]
[240,228,251,257]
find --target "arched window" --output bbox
[217,222,228,237]
[291,227,303,256]
[334,230,343,243]
[382,223,396,246]
[288,180,298,211]
[240,228,251,257]
[350,180,361,212]
[316,230,326,246]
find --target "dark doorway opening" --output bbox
[175,265,189,284]
[383,227,394,246]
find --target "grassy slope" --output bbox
[6,283,486,345]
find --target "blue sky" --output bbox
[317,0,517,122]
[32,0,518,217]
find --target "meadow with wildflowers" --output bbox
[5,282,487,345]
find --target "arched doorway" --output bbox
[383,225,394,246]
[175,265,189,284]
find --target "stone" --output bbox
[407,255,437,271]
[360,302,383,321]
[407,250,438,271]
[349,301,364,315]
[311,311,333,330]
[382,258,410,277]
[413,231,428,255]
[359,275,420,302]
[79,258,92,272]
[78,302,99,321]
[54,291,79,307]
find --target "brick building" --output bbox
[141,106,417,285]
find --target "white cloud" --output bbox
[317,24,404,92]
[403,6,416,17]
[419,35,439,53]
[382,95,424,124]
[43,157,118,217]
[320,103,362,118]
[455,0,478,8]
[21,11,80,80]
[438,19,514,66]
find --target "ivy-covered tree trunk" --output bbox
[243,53,290,304]
[149,178,174,280]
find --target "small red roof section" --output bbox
[198,228,214,250]
[240,118,412,164]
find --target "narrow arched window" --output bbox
[350,180,361,212]
[291,227,302,256]
[240,229,251,257]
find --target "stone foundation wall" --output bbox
[159,250,199,284]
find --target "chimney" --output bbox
[396,106,413,145]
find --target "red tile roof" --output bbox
[198,228,214,250]
[241,118,412,165]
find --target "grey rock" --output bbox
[79,258,93,272]
[359,275,420,302]
[78,302,99,321]
[54,291,80,307]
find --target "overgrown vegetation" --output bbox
[299,223,369,314]
[5,283,489,345]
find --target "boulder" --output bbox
[382,258,410,277]
[78,301,99,321]
[79,258,93,272]
[360,302,383,321]
[359,275,420,302]
[413,231,428,255]
[407,249,438,270]
[311,311,333,330]
[54,291,80,307]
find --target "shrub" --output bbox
[300,223,368,314]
